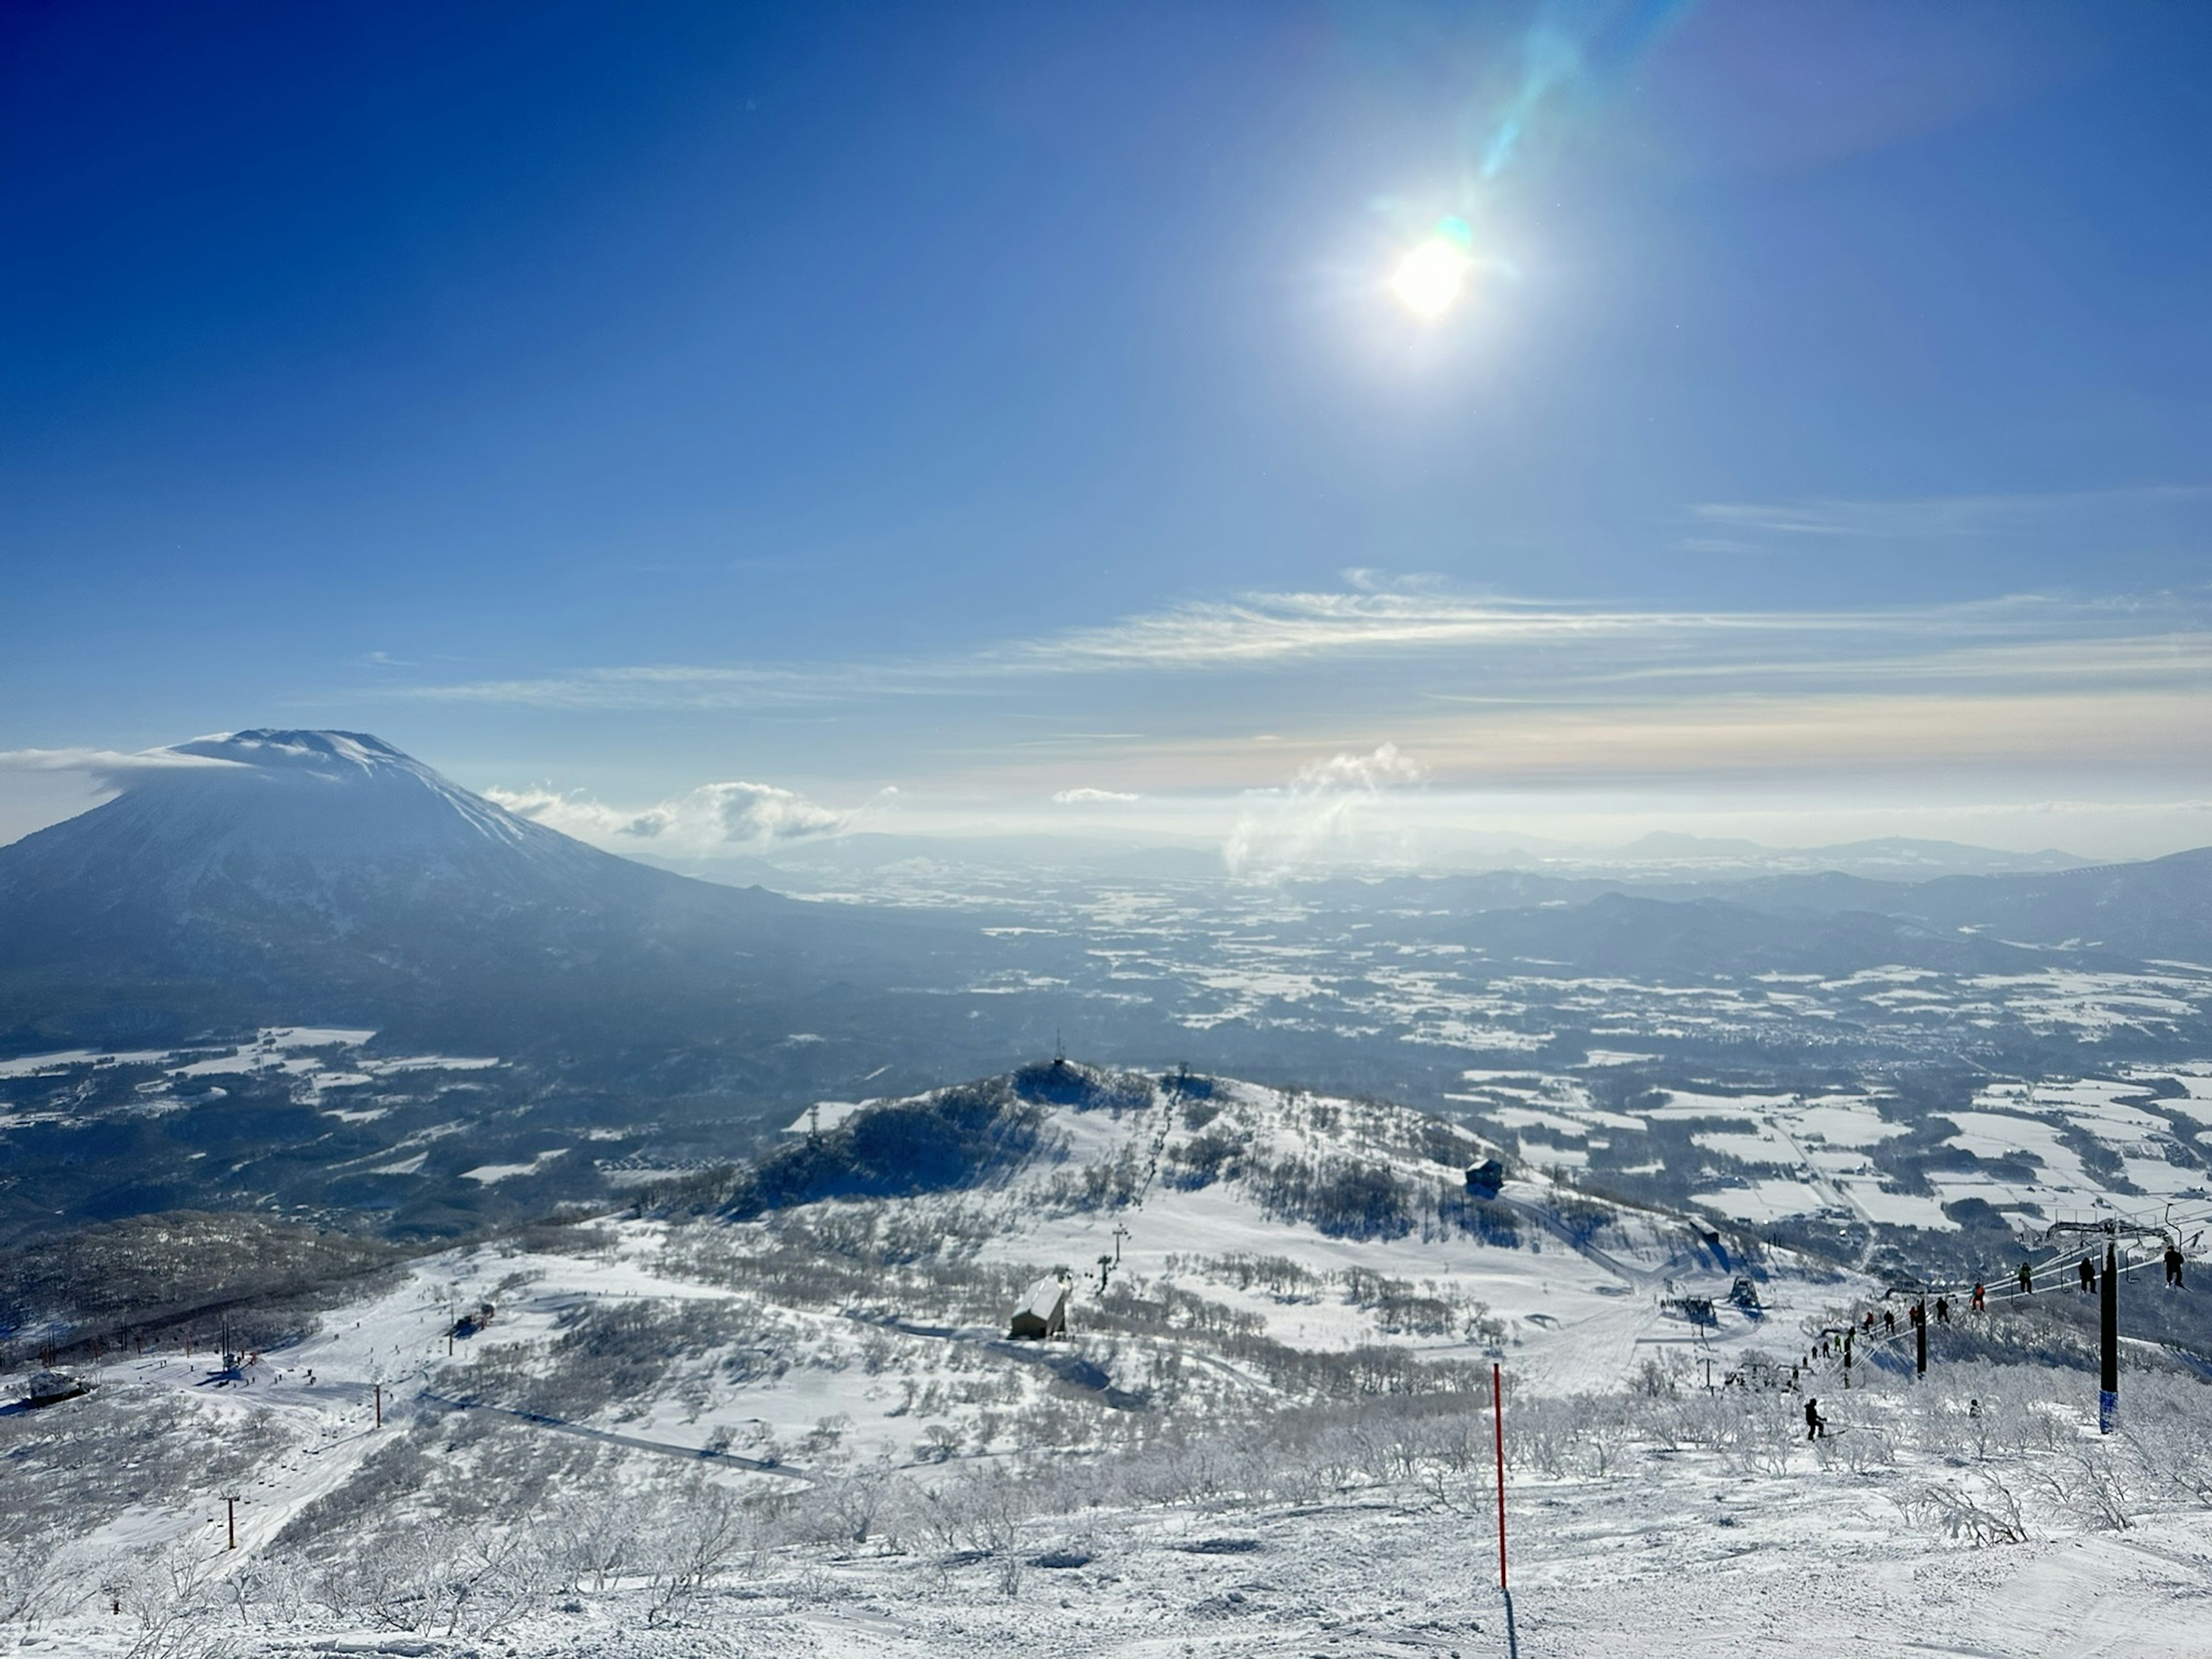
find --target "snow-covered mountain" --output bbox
[2,727,756,956]
[0,729,965,1055]
[10,1062,2211,1658]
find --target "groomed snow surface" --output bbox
[6,1073,2211,1656]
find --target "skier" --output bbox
[1804,1397,1827,1440]
[2165,1244,2186,1289]
[2079,1257,2097,1295]
[2018,1260,2033,1294]
[1883,1308,1896,1336]
[1862,1310,1875,1333]
[1971,1281,1986,1313]
[1935,1296,1950,1325]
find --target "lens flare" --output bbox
[1389,236,1473,320]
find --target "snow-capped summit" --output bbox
[0,728,908,1050]
[0,728,624,908]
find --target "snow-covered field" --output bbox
[6,1068,2211,1657]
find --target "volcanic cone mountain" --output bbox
[0,730,956,1056]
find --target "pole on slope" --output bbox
[374,1382,382,1427]
[2099,1240,2119,1434]
[1915,1301,1927,1378]
[1492,1362,1507,1590]
[1493,1360,1518,1659]
[226,1497,236,1550]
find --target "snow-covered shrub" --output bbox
[1814,1419,1895,1474]
[641,1482,757,1623]
[804,1459,904,1548]
[919,1464,1031,1554]
[0,1536,73,1626]
[1897,1474,2029,1546]
[2029,1441,2140,1532]
[2119,1371,2212,1506]
[310,1517,550,1637]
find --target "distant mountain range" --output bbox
[1601,831,2090,878]
[637,827,2098,891]
[2,730,2208,1243]
[5,731,2209,1057]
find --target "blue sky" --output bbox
[3,1,2208,861]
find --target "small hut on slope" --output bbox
[1009,1274,1070,1340]
[21,1370,88,1408]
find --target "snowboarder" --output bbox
[1935,1296,1950,1325]
[2079,1257,2097,1294]
[2018,1260,2033,1294]
[2165,1244,2186,1289]
[1971,1281,1986,1313]
[1804,1397,1827,1439]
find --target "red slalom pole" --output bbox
[1493,1361,1508,1590]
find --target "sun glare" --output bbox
[1389,235,1472,321]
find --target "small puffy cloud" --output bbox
[487,778,849,852]
[1292,743,1423,791]
[1052,786,1142,804]
[696,781,847,842]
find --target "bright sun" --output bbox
[1389,235,1472,321]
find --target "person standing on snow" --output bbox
[2018,1260,2033,1294]
[1971,1281,1986,1313]
[1804,1397,1827,1439]
[2165,1244,2186,1289]
[2080,1257,2097,1295]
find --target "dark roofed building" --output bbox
[1009,1274,1069,1340]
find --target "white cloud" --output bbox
[486,779,849,852]
[0,746,245,783]
[398,664,831,711]
[1052,787,1142,804]
[1691,484,2210,540]
[378,581,2212,717]
[1224,743,1425,878]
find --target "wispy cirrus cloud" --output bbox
[382,584,2207,713]
[1688,483,2211,542]
[402,664,834,711]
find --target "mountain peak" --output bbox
[166,729,416,774]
